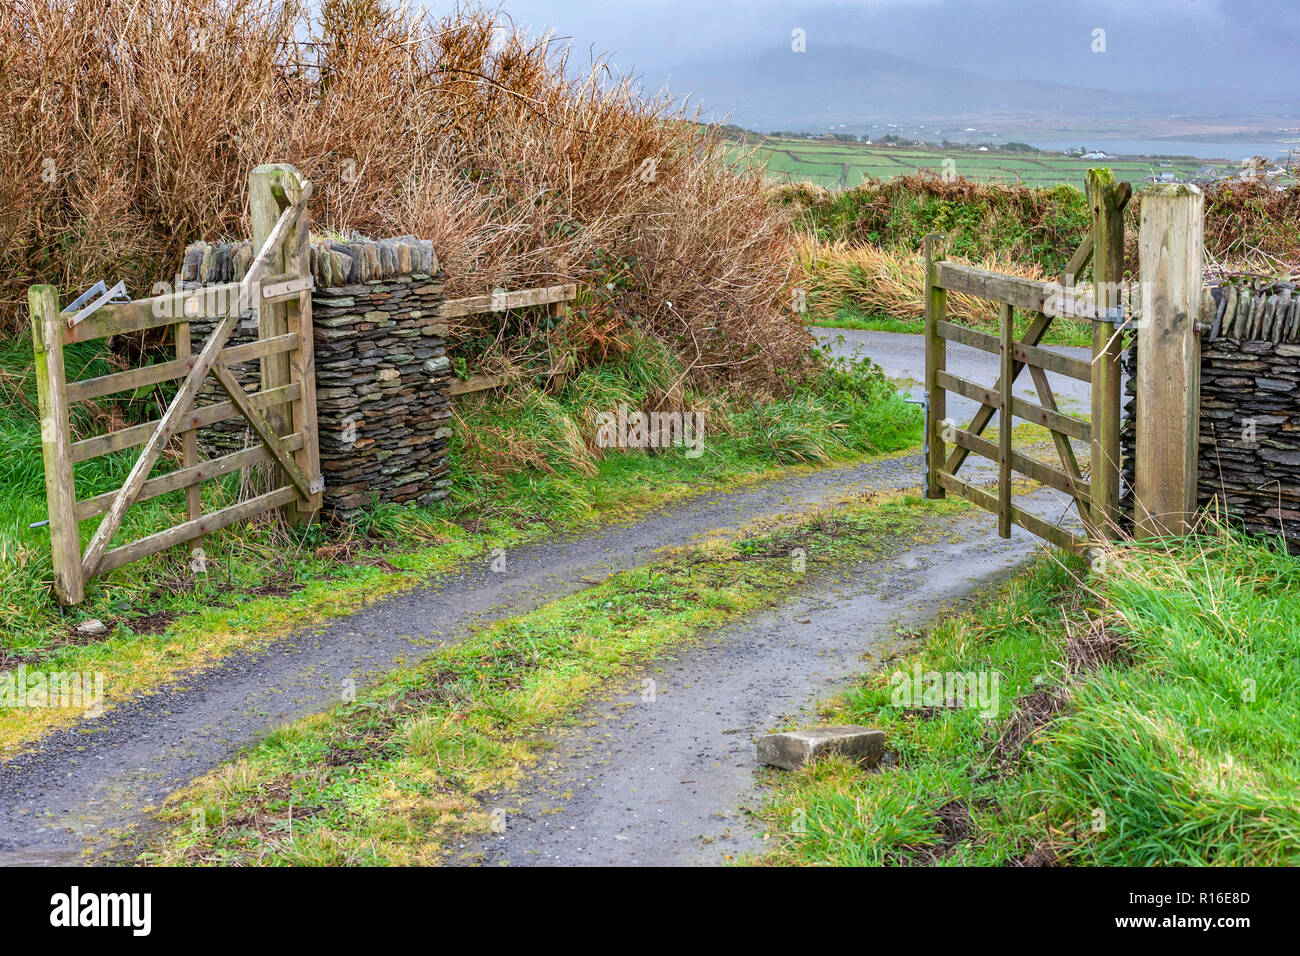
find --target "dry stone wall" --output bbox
[184,236,452,520]
[1121,280,1300,549]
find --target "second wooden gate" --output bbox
[922,169,1131,551]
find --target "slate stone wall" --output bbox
[1120,280,1300,548]
[184,236,452,520]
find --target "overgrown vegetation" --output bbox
[771,175,1092,276]
[775,172,1300,339]
[143,495,963,865]
[791,237,1091,345]
[752,521,1300,866]
[0,0,807,390]
[774,173,1300,273]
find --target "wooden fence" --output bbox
[443,283,579,397]
[32,163,321,605]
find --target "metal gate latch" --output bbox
[61,280,130,328]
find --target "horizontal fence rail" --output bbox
[442,283,579,397]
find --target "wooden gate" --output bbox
[923,169,1131,551]
[32,164,322,605]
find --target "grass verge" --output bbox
[749,520,1300,866]
[142,494,966,865]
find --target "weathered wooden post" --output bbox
[1135,183,1204,537]
[249,163,321,524]
[998,302,1013,538]
[924,233,947,499]
[1085,169,1129,539]
[30,284,84,605]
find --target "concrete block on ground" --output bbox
[756,726,884,771]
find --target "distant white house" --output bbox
[1081,151,1115,160]
[977,146,989,151]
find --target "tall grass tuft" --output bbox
[792,236,1049,329]
[1032,522,1300,865]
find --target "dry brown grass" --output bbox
[1201,179,1300,273]
[0,0,808,392]
[793,236,1048,326]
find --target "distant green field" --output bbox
[737,136,1239,189]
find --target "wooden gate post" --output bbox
[30,284,84,605]
[250,163,320,524]
[1135,183,1204,537]
[1085,169,1130,539]
[924,233,947,499]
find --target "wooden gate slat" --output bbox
[176,310,202,556]
[62,282,247,345]
[934,263,1054,313]
[80,304,247,578]
[998,303,1013,538]
[924,234,947,500]
[211,362,312,499]
[95,486,299,576]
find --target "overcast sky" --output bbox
[452,0,1300,93]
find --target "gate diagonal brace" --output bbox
[79,305,245,579]
[210,362,314,500]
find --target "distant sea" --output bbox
[1027,139,1296,162]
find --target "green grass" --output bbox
[738,137,1240,191]
[142,494,966,865]
[0,331,920,748]
[750,521,1300,866]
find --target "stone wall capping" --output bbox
[1122,320,1300,551]
[183,235,449,520]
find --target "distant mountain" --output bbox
[663,45,1300,132]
